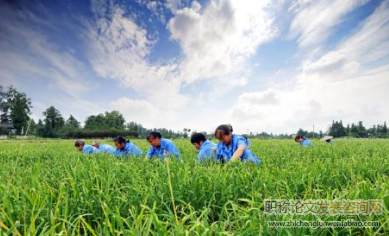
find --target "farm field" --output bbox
[0,139,389,235]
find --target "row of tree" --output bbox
[0,86,31,134]
[31,108,191,138]
[327,120,387,138]
[295,120,388,139]
[1,85,388,139]
[0,86,193,138]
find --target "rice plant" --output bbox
[0,139,388,235]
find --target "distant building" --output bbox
[0,121,15,134]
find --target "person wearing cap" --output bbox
[294,135,312,147]
[113,136,143,157]
[145,131,181,161]
[214,124,261,165]
[190,133,217,164]
[321,136,334,144]
[74,140,96,154]
[92,140,116,154]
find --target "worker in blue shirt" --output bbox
[190,133,217,164]
[145,132,181,161]
[92,140,115,154]
[74,140,95,154]
[113,136,143,157]
[295,135,313,147]
[227,124,249,144]
[214,125,261,165]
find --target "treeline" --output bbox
[1,85,388,139]
[33,109,193,139]
[0,86,195,138]
[328,120,388,138]
[296,120,388,139]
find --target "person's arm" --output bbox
[230,145,246,162]
[144,147,153,161]
[197,150,206,164]
[215,145,223,162]
[112,149,120,157]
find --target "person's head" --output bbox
[326,139,332,143]
[113,136,127,149]
[146,131,162,148]
[191,133,207,149]
[214,125,232,145]
[226,124,233,133]
[294,135,304,143]
[91,140,100,148]
[74,140,85,151]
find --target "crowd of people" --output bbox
[75,124,332,165]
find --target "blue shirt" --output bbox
[113,142,143,157]
[95,144,116,154]
[300,139,312,147]
[197,140,217,163]
[146,138,181,161]
[82,145,95,154]
[216,134,261,165]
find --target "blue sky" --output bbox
[1,0,388,134]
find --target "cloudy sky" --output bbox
[1,0,388,134]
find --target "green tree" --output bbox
[42,106,64,137]
[9,87,32,134]
[328,120,347,137]
[0,86,32,134]
[126,121,146,137]
[84,114,104,130]
[104,111,125,129]
[36,119,45,136]
[56,115,81,138]
[66,115,80,129]
[296,128,308,137]
[358,121,367,138]
[84,111,125,130]
[383,122,388,135]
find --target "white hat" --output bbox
[321,136,333,141]
[91,140,100,145]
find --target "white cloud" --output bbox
[0,3,107,123]
[230,66,389,134]
[289,0,370,47]
[0,4,96,98]
[88,0,277,128]
[168,0,277,85]
[164,0,185,13]
[111,97,157,126]
[3,0,388,135]
[304,0,389,80]
[230,1,389,134]
[88,4,188,112]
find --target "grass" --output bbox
[0,138,388,235]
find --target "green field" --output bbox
[0,139,388,235]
